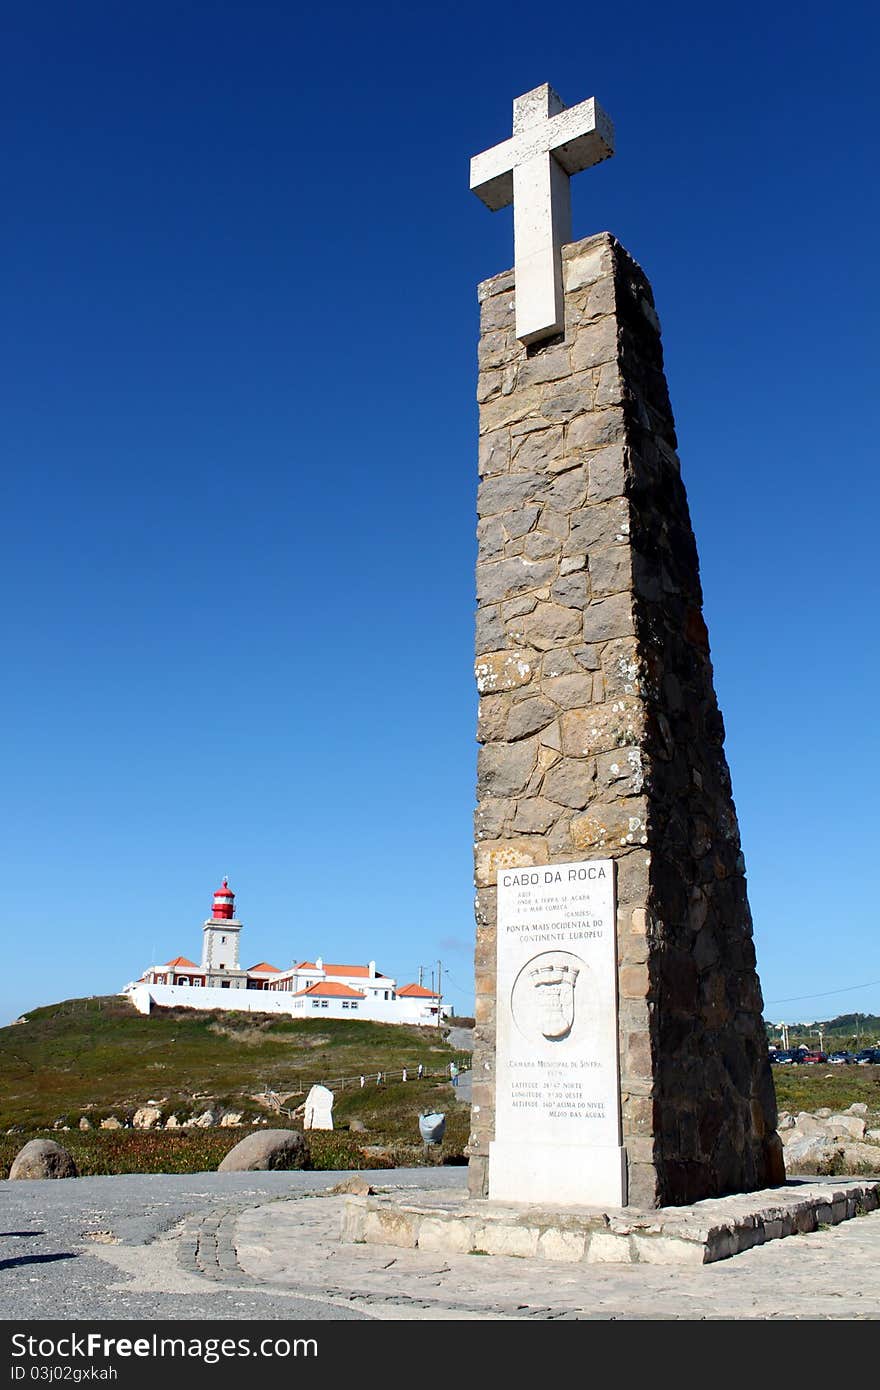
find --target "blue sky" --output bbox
[2,2,878,1029]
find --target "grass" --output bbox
[0,996,468,1128]
[773,1066,880,1115]
[0,1128,241,1178]
[7,994,877,1181]
[0,1124,469,1180]
[0,995,472,1176]
[773,1065,880,1177]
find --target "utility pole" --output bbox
[436,959,443,1021]
[418,965,423,988]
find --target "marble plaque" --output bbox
[488,858,626,1206]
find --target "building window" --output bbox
[321,1001,329,1009]
[351,1002,359,1011]
[312,1000,320,1009]
[341,1001,349,1009]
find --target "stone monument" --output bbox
[467,83,783,1209]
[304,1084,334,1131]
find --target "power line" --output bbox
[434,967,879,1012]
[442,968,472,994]
[764,978,880,1007]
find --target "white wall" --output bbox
[124,982,447,1026]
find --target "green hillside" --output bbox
[0,996,468,1141]
[8,995,875,1182]
[764,1012,880,1049]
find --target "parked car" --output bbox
[855,1048,880,1064]
[801,1051,827,1064]
[828,1051,856,1064]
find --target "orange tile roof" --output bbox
[397,983,439,998]
[246,962,280,973]
[295,961,387,979]
[294,981,366,999]
[164,956,200,969]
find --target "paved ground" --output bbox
[0,1169,459,1322]
[2,1168,879,1321]
[452,1068,472,1103]
[445,1026,474,1054]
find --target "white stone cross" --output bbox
[470,84,615,345]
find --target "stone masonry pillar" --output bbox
[468,232,784,1208]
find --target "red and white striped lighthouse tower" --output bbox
[201,877,245,985]
[211,878,236,920]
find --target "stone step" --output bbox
[342,1178,880,1265]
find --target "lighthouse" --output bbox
[200,878,247,988]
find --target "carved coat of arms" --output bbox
[527,959,580,1040]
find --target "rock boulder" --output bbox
[783,1134,836,1168]
[9,1139,78,1180]
[837,1142,880,1170]
[794,1112,825,1136]
[217,1129,311,1173]
[133,1107,162,1130]
[329,1175,374,1196]
[826,1114,867,1141]
[190,1109,218,1129]
[304,1085,334,1132]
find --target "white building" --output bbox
[124,879,447,1027]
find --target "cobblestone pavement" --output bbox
[3,1169,879,1320]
